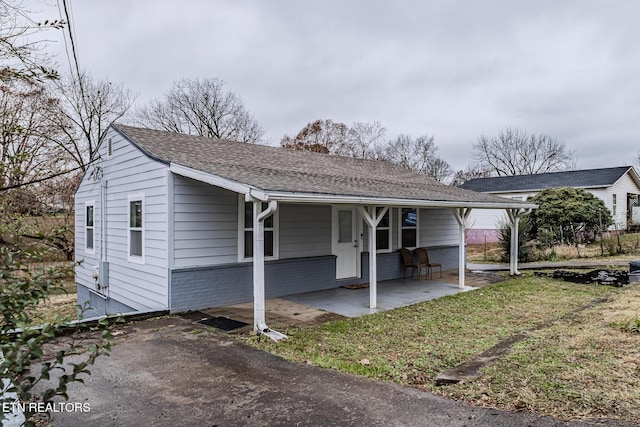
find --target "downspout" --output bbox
[100,180,107,264]
[250,195,287,341]
[96,180,109,301]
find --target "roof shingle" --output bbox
[112,124,532,207]
[459,167,632,193]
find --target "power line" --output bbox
[0,159,96,192]
[55,0,74,79]
[61,0,81,83]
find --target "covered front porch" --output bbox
[283,275,475,317]
[168,166,536,341]
[246,195,532,340]
[198,270,503,331]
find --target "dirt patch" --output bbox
[536,269,629,287]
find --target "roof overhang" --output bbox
[170,163,536,210]
[170,163,255,194]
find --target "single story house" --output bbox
[75,124,534,339]
[459,166,640,244]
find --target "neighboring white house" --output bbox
[75,124,534,334]
[459,166,640,244]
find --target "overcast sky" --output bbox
[31,0,640,172]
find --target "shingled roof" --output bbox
[459,167,635,193]
[112,124,534,208]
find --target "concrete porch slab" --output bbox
[201,298,346,331]
[284,278,475,317]
[198,269,504,331]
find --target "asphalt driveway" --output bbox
[37,316,636,427]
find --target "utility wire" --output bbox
[55,0,74,79]
[0,159,97,192]
[61,0,81,85]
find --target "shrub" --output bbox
[498,216,535,262]
[0,247,117,426]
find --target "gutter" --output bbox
[266,191,537,210]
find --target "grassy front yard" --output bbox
[243,275,640,423]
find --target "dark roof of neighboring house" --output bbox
[111,124,532,208]
[459,167,634,193]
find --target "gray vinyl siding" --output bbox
[173,176,239,267]
[172,183,334,267]
[75,182,100,295]
[75,128,169,312]
[419,208,459,247]
[362,207,459,251]
[279,204,331,258]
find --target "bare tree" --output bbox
[47,71,136,171]
[450,164,494,186]
[0,0,62,82]
[137,77,265,143]
[379,134,452,182]
[472,127,575,176]
[282,119,387,159]
[0,80,66,191]
[347,121,386,159]
[424,157,453,183]
[281,119,352,155]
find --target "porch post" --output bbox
[357,206,388,309]
[507,209,519,276]
[506,208,531,276]
[250,196,286,341]
[452,208,471,289]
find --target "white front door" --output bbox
[332,206,359,279]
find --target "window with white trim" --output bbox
[240,198,278,260]
[128,195,144,261]
[85,201,95,253]
[613,194,617,216]
[400,207,418,248]
[376,207,391,252]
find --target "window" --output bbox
[613,194,617,216]
[400,207,418,248]
[85,202,95,253]
[338,210,353,243]
[128,195,144,261]
[376,207,391,252]
[240,199,278,260]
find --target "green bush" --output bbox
[0,247,117,426]
[498,216,535,262]
[529,187,612,246]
